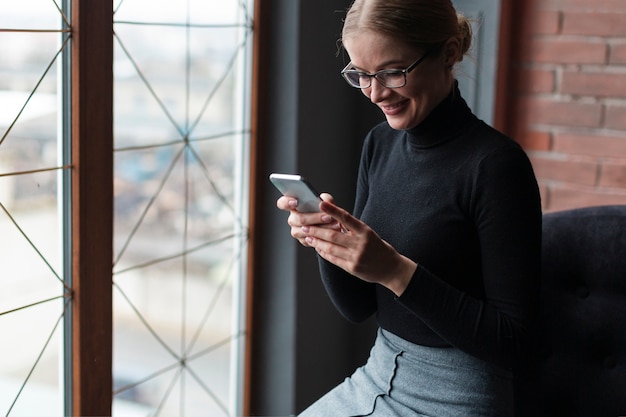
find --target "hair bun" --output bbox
[457,14,473,60]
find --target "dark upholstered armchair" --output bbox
[526,205,626,416]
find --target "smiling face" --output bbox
[343,30,457,130]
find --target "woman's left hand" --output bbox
[302,199,417,297]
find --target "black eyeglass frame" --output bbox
[340,50,431,89]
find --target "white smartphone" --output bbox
[269,173,322,213]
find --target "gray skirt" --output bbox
[299,328,514,417]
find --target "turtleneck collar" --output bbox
[403,81,477,149]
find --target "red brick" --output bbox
[524,39,607,65]
[609,42,626,65]
[606,105,626,131]
[561,71,626,98]
[530,154,598,186]
[563,12,626,36]
[600,161,626,187]
[526,11,562,35]
[519,97,603,128]
[540,0,626,12]
[547,184,626,212]
[517,130,552,151]
[554,133,626,158]
[518,69,556,94]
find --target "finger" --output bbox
[319,194,351,230]
[302,224,351,249]
[306,235,351,267]
[288,211,335,229]
[277,196,298,211]
[319,200,361,232]
[292,227,312,246]
[319,193,335,203]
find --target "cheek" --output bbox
[403,80,427,99]
[405,84,435,109]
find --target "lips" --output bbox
[380,99,409,116]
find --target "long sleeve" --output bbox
[318,131,378,323]
[318,258,377,323]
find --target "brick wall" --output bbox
[509,0,626,212]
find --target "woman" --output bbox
[277,0,541,415]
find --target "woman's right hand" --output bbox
[276,193,344,247]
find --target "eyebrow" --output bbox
[349,60,408,72]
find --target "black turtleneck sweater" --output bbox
[318,86,542,370]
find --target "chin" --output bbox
[385,116,421,131]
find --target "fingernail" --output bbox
[288,200,298,208]
[321,215,332,223]
[305,237,313,244]
[301,226,310,233]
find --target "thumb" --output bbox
[319,192,335,204]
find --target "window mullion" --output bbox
[70,0,114,415]
[62,0,73,414]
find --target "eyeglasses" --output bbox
[341,51,431,89]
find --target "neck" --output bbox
[404,81,475,147]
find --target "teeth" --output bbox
[383,101,405,110]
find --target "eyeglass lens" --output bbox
[344,71,405,88]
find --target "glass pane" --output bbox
[0,0,63,30]
[113,1,252,415]
[113,24,246,148]
[0,4,67,416]
[114,0,243,26]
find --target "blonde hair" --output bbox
[342,0,472,64]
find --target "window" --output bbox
[1,1,253,415]
[112,1,253,415]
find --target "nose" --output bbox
[365,77,390,103]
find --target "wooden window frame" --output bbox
[70,0,113,415]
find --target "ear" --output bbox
[442,38,460,70]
